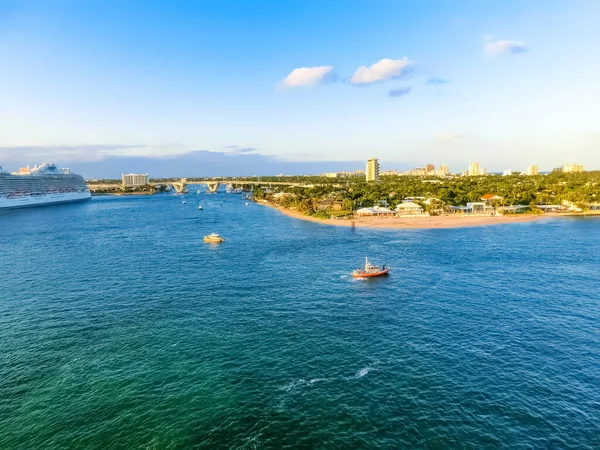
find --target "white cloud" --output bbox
[279,66,335,87]
[351,58,414,85]
[435,132,467,141]
[484,40,528,56]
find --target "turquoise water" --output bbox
[1,191,599,449]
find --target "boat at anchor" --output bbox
[203,233,224,243]
[352,257,390,278]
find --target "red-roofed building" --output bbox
[481,194,503,202]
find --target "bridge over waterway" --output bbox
[87,178,331,194]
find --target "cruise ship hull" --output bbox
[0,191,91,209]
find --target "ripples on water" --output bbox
[1,193,599,449]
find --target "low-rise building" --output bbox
[536,204,567,213]
[356,206,394,216]
[395,201,425,215]
[466,202,495,214]
[561,200,583,212]
[496,205,529,214]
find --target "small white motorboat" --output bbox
[204,233,224,243]
[198,205,203,210]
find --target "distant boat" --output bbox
[245,202,249,206]
[198,205,203,210]
[352,257,390,278]
[197,190,201,194]
[181,200,186,205]
[203,233,224,243]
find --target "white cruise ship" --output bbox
[0,162,91,209]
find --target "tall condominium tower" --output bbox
[366,158,380,182]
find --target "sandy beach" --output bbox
[257,201,551,229]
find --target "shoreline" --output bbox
[256,201,599,229]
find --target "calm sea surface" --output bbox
[1,190,599,449]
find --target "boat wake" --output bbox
[278,377,328,392]
[355,366,372,378]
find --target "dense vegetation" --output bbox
[91,184,167,195]
[250,172,600,215]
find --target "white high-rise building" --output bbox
[437,165,449,176]
[468,162,480,176]
[563,164,584,173]
[526,165,539,176]
[366,158,380,182]
[122,173,149,187]
[503,169,513,176]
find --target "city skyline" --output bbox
[0,1,598,173]
[1,154,588,180]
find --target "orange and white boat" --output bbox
[352,257,390,278]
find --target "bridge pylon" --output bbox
[206,182,220,193]
[172,178,188,193]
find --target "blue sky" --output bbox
[0,0,598,176]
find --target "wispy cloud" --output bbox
[279,66,336,88]
[0,144,147,163]
[388,87,412,97]
[351,57,414,85]
[435,132,467,141]
[427,77,449,85]
[222,145,257,154]
[484,39,528,56]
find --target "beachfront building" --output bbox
[503,169,513,176]
[395,201,426,216]
[324,172,338,178]
[562,200,583,212]
[122,173,149,187]
[356,206,394,216]
[563,164,584,173]
[536,204,567,213]
[466,202,495,215]
[425,164,435,175]
[366,158,380,182]
[526,165,539,176]
[496,205,529,214]
[423,197,445,215]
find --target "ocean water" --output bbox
[1,191,599,449]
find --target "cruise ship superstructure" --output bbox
[0,163,91,209]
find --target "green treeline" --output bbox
[251,172,600,214]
